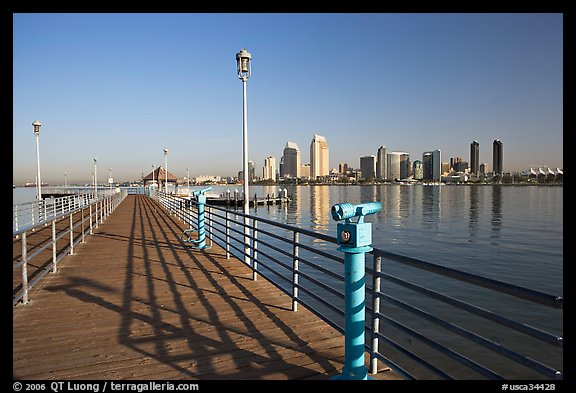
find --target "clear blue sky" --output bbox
[13,13,563,184]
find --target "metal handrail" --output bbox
[154,191,563,379]
[12,190,128,305]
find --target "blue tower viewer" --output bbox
[330,202,382,380]
[181,187,212,249]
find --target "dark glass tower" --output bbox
[493,140,503,174]
[470,140,480,175]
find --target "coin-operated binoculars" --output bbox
[181,187,212,250]
[330,202,382,380]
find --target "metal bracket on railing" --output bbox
[181,187,212,250]
[330,201,382,380]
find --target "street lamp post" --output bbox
[32,121,42,202]
[236,48,252,266]
[93,158,98,199]
[163,148,168,193]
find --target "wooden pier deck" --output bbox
[13,195,401,380]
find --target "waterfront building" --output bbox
[339,162,348,175]
[423,149,441,182]
[493,140,503,174]
[441,162,451,175]
[262,156,276,181]
[299,164,310,179]
[282,142,301,178]
[413,160,423,180]
[376,145,387,180]
[387,152,410,181]
[248,160,255,181]
[279,156,285,178]
[470,140,480,175]
[360,155,376,180]
[480,162,489,176]
[310,134,329,179]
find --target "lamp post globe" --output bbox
[32,121,42,201]
[163,148,168,193]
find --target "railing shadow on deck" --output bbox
[40,195,342,379]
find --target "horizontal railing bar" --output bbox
[375,312,504,379]
[379,293,562,379]
[297,284,345,317]
[374,330,455,379]
[207,203,337,243]
[296,255,346,283]
[295,241,344,264]
[296,269,345,301]
[372,351,417,380]
[371,248,563,309]
[378,272,563,347]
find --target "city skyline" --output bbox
[13,13,563,184]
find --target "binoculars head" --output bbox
[331,202,382,223]
[192,186,212,197]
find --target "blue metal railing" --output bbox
[154,190,562,380]
[12,190,128,305]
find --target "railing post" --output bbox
[253,219,258,281]
[69,212,74,255]
[292,231,299,312]
[52,220,57,272]
[100,199,104,223]
[95,199,99,229]
[81,206,86,243]
[21,231,29,304]
[370,254,382,375]
[226,210,230,259]
[89,204,93,234]
[207,206,213,247]
[31,201,36,229]
[14,205,19,236]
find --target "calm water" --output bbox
[13,184,563,378]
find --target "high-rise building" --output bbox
[387,152,410,181]
[282,142,301,178]
[300,164,310,179]
[262,156,276,181]
[310,134,329,179]
[413,160,423,180]
[360,155,376,179]
[493,140,503,174]
[423,149,441,182]
[339,162,348,175]
[376,145,387,180]
[470,140,480,175]
[480,163,489,176]
[248,160,255,181]
[279,156,285,178]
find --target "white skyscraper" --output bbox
[376,145,387,180]
[262,156,276,181]
[310,134,329,179]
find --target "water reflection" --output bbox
[422,185,441,229]
[491,185,503,241]
[468,186,479,239]
[309,185,330,232]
